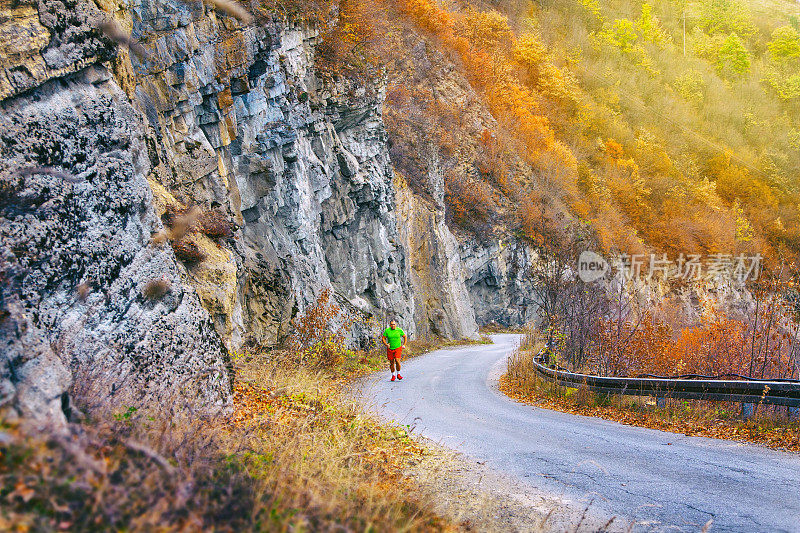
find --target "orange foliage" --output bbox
[604,138,625,160]
[708,152,777,209]
[393,0,558,161]
[368,0,789,258]
[444,171,498,236]
[288,288,356,368]
[315,0,385,81]
[592,303,797,380]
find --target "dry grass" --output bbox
[0,351,454,531]
[141,277,171,300]
[503,345,800,453]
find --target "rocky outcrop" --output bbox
[123,1,415,345]
[383,28,539,333]
[461,240,541,328]
[0,0,542,428]
[395,174,478,339]
[0,0,112,101]
[0,2,233,426]
[0,69,233,426]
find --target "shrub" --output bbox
[198,209,234,239]
[171,236,206,263]
[673,70,706,106]
[288,288,357,368]
[768,25,800,63]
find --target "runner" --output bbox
[382,319,407,382]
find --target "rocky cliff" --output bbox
[395,173,478,339]
[461,240,540,328]
[1,0,233,428]
[121,0,419,347]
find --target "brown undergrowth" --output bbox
[0,350,455,532]
[502,346,800,453]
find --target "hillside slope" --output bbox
[377,0,800,261]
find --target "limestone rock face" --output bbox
[395,175,479,340]
[0,0,112,100]
[461,241,541,328]
[123,2,415,344]
[0,64,232,425]
[0,262,71,430]
[0,0,547,428]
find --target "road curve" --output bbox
[355,334,800,532]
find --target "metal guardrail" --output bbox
[531,352,800,408]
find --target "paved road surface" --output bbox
[356,334,800,532]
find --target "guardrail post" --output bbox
[656,397,665,409]
[741,402,755,420]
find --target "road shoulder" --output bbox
[407,437,629,532]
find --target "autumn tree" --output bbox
[716,33,750,76]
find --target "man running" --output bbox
[382,319,407,382]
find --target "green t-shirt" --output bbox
[383,327,405,349]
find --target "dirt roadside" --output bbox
[406,437,631,532]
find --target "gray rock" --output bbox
[0,0,548,430]
[124,13,418,345]
[461,240,541,328]
[0,66,232,425]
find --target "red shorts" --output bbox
[386,347,403,360]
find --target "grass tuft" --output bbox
[141,277,171,300]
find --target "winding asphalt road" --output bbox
[356,334,800,532]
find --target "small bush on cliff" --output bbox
[288,288,357,368]
[198,209,234,240]
[170,236,206,263]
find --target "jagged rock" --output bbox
[0,0,112,100]
[395,174,479,340]
[0,64,232,425]
[0,0,544,429]
[461,240,541,328]
[0,261,71,429]
[124,6,417,345]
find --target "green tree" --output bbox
[717,32,750,75]
[762,71,800,101]
[636,3,670,45]
[673,70,705,106]
[768,25,800,63]
[698,0,755,38]
[601,19,638,52]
